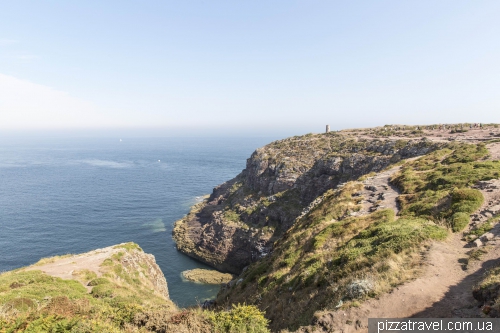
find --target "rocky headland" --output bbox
[0,243,268,332]
[173,124,500,332]
[4,124,500,333]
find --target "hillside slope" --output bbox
[174,124,500,332]
[0,243,270,332]
[173,128,446,274]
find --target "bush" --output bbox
[451,188,483,214]
[87,277,110,286]
[208,304,270,333]
[451,212,470,232]
[91,284,114,298]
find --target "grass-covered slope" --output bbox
[392,143,500,231]
[0,243,270,333]
[217,141,500,331]
[473,264,500,317]
[217,185,447,330]
[174,132,442,274]
[0,243,177,332]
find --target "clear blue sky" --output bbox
[1,1,499,136]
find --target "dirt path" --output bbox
[344,127,500,144]
[486,142,500,161]
[298,179,500,333]
[24,245,122,291]
[357,163,414,217]
[303,234,500,333]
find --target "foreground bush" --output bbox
[207,304,269,333]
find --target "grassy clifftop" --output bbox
[0,243,270,333]
[216,137,500,331]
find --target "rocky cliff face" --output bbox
[118,246,171,299]
[173,131,443,274]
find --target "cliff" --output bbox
[0,242,271,332]
[173,124,500,332]
[173,130,444,274]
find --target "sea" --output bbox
[0,135,277,307]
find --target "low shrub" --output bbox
[87,277,110,286]
[208,304,269,333]
[451,212,470,232]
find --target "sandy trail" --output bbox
[486,142,500,161]
[300,177,500,332]
[358,166,401,216]
[24,245,122,291]
[305,234,500,333]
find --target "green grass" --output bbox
[391,143,499,231]
[224,209,242,223]
[0,244,272,332]
[220,187,449,331]
[113,242,143,252]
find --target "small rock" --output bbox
[472,239,483,247]
[468,235,478,241]
[365,185,377,192]
[346,279,373,299]
[489,205,500,214]
[480,233,495,242]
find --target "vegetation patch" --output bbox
[473,264,500,316]
[392,143,500,231]
[113,242,143,252]
[207,304,269,333]
[218,179,448,331]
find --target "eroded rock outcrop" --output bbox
[173,133,443,274]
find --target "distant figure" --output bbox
[326,125,330,133]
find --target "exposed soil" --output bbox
[486,142,500,161]
[356,163,415,217]
[298,235,500,333]
[24,245,123,291]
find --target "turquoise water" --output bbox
[0,136,275,307]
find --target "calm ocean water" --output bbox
[0,136,275,307]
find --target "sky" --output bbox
[1,1,499,136]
